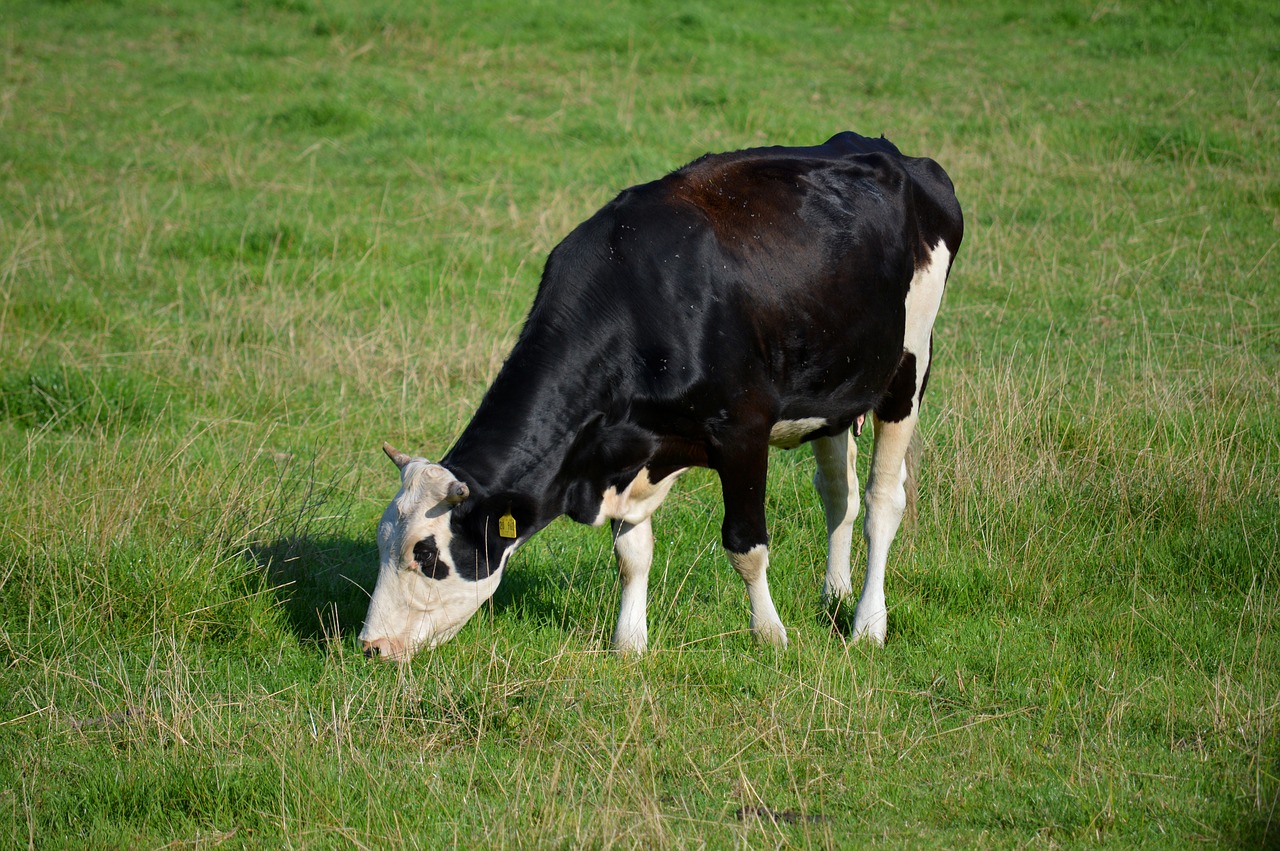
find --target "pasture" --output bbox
[1,0,1277,846]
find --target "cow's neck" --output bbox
[441,325,613,519]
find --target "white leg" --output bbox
[812,431,859,603]
[852,240,950,643]
[855,413,917,644]
[728,545,787,647]
[612,518,653,653]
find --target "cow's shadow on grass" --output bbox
[252,533,379,646]
[249,532,575,649]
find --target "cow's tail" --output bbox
[903,428,922,527]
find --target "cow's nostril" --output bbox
[360,636,404,661]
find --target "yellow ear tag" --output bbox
[498,512,517,539]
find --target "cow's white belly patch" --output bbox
[594,467,687,526]
[769,417,828,449]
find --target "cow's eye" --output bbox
[412,536,447,579]
[412,539,436,567]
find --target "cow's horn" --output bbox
[382,443,413,470]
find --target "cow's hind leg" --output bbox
[612,518,654,653]
[855,412,918,644]
[855,241,951,644]
[812,431,859,604]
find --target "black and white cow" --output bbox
[359,132,963,661]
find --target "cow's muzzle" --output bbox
[360,637,405,661]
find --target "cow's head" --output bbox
[358,444,523,661]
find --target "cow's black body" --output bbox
[439,132,963,580]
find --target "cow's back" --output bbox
[530,135,959,428]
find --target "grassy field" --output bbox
[2,0,1277,846]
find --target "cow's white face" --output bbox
[358,446,508,661]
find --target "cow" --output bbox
[359,131,963,661]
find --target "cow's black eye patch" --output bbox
[412,536,449,580]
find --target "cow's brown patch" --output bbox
[668,155,804,249]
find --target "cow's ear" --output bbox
[446,480,470,505]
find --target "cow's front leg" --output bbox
[728,545,786,647]
[612,518,653,653]
[716,441,786,647]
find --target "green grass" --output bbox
[2,0,1278,846]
